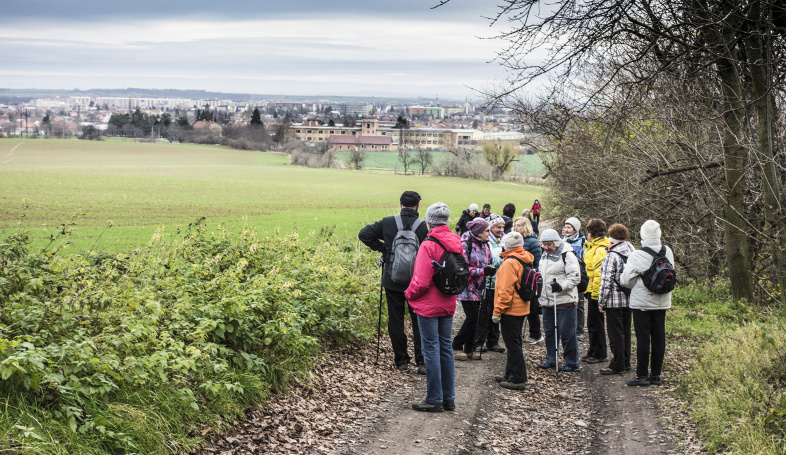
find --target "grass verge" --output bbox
[668,280,786,454]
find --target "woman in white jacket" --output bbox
[537,229,582,372]
[619,220,674,387]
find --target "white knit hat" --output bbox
[502,232,524,250]
[564,217,581,234]
[539,228,561,243]
[488,213,505,227]
[469,203,478,212]
[640,220,662,241]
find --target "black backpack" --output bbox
[641,247,677,294]
[562,251,589,293]
[607,250,632,296]
[424,237,469,295]
[508,256,543,301]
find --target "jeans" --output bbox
[452,301,479,353]
[385,289,423,366]
[542,304,579,367]
[632,309,666,378]
[500,315,527,383]
[606,307,632,372]
[417,314,456,404]
[586,297,607,359]
[576,293,585,336]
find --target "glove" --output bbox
[492,315,501,324]
[483,266,497,277]
[551,281,563,292]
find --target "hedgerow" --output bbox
[0,220,378,453]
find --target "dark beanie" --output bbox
[400,191,421,207]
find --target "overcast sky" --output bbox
[0,1,522,100]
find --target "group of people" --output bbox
[359,192,673,413]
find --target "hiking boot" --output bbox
[576,333,585,341]
[537,362,556,369]
[412,401,444,412]
[559,365,580,373]
[525,337,540,344]
[494,374,506,383]
[396,363,408,371]
[499,381,527,390]
[417,364,426,375]
[481,346,488,352]
[454,351,469,361]
[648,376,662,386]
[581,352,593,361]
[443,399,456,411]
[469,352,482,360]
[585,357,608,364]
[488,345,506,353]
[599,368,624,375]
[626,376,651,387]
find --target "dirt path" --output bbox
[196,306,688,455]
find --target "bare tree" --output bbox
[412,147,434,175]
[398,149,413,175]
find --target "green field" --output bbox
[0,139,544,253]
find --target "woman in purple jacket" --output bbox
[452,218,494,360]
[405,202,463,412]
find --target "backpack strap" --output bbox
[641,246,660,258]
[394,214,404,231]
[424,236,446,251]
[411,218,424,233]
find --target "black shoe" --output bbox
[481,346,488,352]
[599,368,624,375]
[625,366,632,371]
[537,362,556,369]
[417,364,426,375]
[412,401,444,412]
[581,353,593,361]
[559,365,580,373]
[585,357,608,364]
[488,345,506,353]
[626,376,651,387]
[494,374,506,383]
[396,363,408,371]
[576,333,585,341]
[499,381,527,390]
[648,376,662,386]
[443,399,455,411]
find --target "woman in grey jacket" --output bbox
[619,220,674,386]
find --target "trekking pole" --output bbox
[553,279,559,374]
[374,257,385,365]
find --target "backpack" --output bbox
[607,250,632,296]
[424,236,469,295]
[388,215,424,284]
[509,256,543,301]
[562,251,589,293]
[641,246,677,294]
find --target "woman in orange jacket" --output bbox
[492,232,535,390]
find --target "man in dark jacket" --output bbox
[455,203,479,234]
[359,191,428,374]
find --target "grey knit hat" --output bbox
[502,232,524,250]
[539,228,562,243]
[425,202,450,226]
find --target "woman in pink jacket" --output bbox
[405,202,463,413]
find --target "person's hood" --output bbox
[500,247,534,264]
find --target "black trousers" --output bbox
[385,288,423,366]
[605,307,631,372]
[586,297,607,359]
[501,315,527,383]
[526,296,542,339]
[453,300,480,353]
[533,214,540,223]
[576,293,585,335]
[632,309,667,378]
[484,291,501,347]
